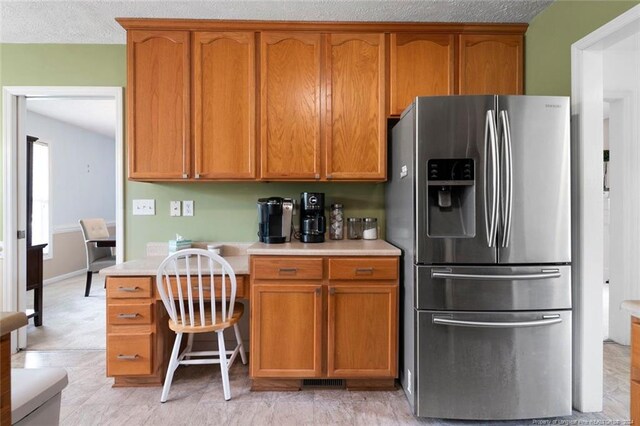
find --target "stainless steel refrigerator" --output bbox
[386,95,571,420]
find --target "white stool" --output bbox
[11,368,68,425]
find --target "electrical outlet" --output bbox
[170,201,181,217]
[183,200,194,216]
[133,199,155,216]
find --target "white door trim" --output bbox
[2,86,124,349]
[571,3,640,412]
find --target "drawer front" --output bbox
[253,258,323,280]
[165,275,247,300]
[107,277,153,298]
[108,303,153,325]
[328,258,398,280]
[107,333,153,376]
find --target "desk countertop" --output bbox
[621,300,640,318]
[100,255,250,276]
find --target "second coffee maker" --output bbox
[300,192,325,243]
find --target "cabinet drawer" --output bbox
[328,258,398,280]
[108,303,153,325]
[107,277,153,298]
[253,258,323,280]
[633,320,640,381]
[165,275,247,300]
[107,333,153,376]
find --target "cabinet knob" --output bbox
[315,288,321,295]
[182,173,189,179]
[329,288,336,295]
[195,173,201,179]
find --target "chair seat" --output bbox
[88,255,116,272]
[12,368,68,424]
[168,303,244,333]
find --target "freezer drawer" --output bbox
[416,310,572,420]
[416,265,571,311]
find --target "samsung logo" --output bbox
[545,104,561,108]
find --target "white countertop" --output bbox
[247,239,401,256]
[621,300,640,318]
[100,255,250,276]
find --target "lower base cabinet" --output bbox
[250,256,398,385]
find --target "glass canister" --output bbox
[329,203,344,240]
[347,217,363,239]
[363,217,378,240]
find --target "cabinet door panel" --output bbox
[325,33,386,180]
[261,33,321,179]
[327,284,397,377]
[128,30,190,179]
[193,32,256,179]
[390,33,455,115]
[250,283,323,377]
[459,34,523,95]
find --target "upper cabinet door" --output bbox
[128,30,190,180]
[458,34,523,95]
[390,34,455,115]
[193,32,256,180]
[325,33,386,181]
[260,33,322,180]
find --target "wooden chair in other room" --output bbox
[79,218,116,297]
[156,249,247,402]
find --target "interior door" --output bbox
[497,96,571,264]
[17,96,29,348]
[415,95,497,264]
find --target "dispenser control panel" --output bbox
[427,159,474,185]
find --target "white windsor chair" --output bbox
[156,249,247,402]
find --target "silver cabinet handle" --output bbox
[117,313,139,319]
[433,315,562,328]
[355,267,374,274]
[499,110,513,248]
[484,110,499,248]
[279,268,297,274]
[118,286,140,292]
[117,354,139,360]
[431,269,561,280]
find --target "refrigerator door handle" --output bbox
[432,315,562,329]
[431,268,561,280]
[484,110,499,247]
[499,110,514,248]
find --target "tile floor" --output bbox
[15,275,633,425]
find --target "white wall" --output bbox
[603,32,640,345]
[26,110,115,278]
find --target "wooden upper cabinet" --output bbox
[458,34,523,95]
[325,33,386,181]
[128,30,190,180]
[390,33,455,115]
[193,32,256,179]
[260,33,322,180]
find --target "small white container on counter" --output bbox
[207,244,222,255]
[363,218,378,240]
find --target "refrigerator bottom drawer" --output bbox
[416,310,572,420]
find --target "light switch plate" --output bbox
[183,200,194,216]
[133,199,155,216]
[170,201,181,217]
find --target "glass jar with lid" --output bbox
[347,217,363,239]
[363,217,378,240]
[329,203,344,240]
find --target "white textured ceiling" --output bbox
[27,98,117,139]
[0,0,552,44]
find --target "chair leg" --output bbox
[217,330,231,401]
[161,332,183,403]
[184,334,194,360]
[84,271,93,297]
[234,323,247,365]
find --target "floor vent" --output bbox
[302,379,345,389]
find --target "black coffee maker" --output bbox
[300,192,325,243]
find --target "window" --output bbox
[30,140,50,255]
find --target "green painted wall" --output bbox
[2,0,639,258]
[525,0,639,96]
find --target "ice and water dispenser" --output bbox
[427,158,475,237]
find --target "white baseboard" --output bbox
[43,269,85,285]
